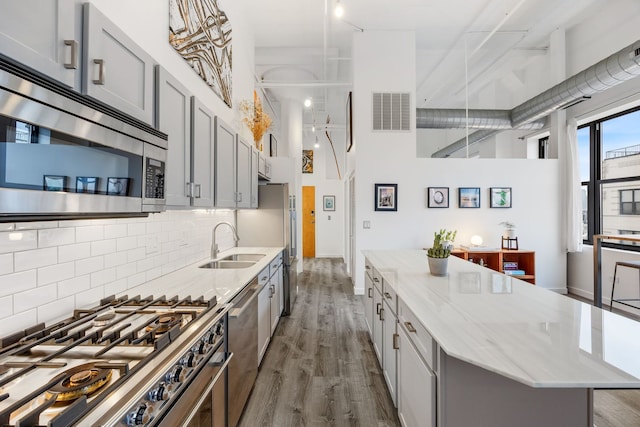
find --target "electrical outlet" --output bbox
[363,220,371,229]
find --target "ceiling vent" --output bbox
[372,92,410,131]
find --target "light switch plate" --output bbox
[363,220,371,229]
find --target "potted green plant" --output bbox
[427,229,457,276]
[499,221,516,238]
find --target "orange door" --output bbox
[302,186,316,257]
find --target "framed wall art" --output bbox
[490,187,512,208]
[302,149,313,173]
[43,175,66,192]
[76,176,98,194]
[458,187,480,208]
[323,195,335,211]
[427,187,449,208]
[375,183,398,211]
[107,177,130,196]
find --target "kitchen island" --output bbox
[364,249,640,427]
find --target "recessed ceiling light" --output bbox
[304,98,312,108]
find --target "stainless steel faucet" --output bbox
[211,221,240,259]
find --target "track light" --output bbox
[314,136,320,148]
[334,1,344,18]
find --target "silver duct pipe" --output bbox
[416,108,545,130]
[431,39,640,158]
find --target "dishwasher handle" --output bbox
[229,280,260,318]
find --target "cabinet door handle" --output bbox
[238,192,243,202]
[92,59,105,85]
[384,292,392,299]
[261,276,268,282]
[379,307,385,321]
[376,303,381,315]
[194,184,201,198]
[404,321,417,333]
[393,333,399,350]
[368,288,373,298]
[373,277,380,283]
[365,265,371,270]
[64,40,78,69]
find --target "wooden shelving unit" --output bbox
[451,248,535,284]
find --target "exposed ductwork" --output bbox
[416,108,545,130]
[429,39,640,158]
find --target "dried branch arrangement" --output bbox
[239,90,272,149]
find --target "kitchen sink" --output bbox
[199,260,256,269]
[220,253,265,262]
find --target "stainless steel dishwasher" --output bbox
[228,278,259,427]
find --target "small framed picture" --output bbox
[490,187,512,208]
[323,195,335,211]
[43,175,66,192]
[375,183,398,212]
[76,176,98,194]
[458,187,480,208]
[427,187,449,208]
[107,177,130,196]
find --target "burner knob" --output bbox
[214,322,224,336]
[148,383,167,401]
[205,331,216,344]
[192,340,208,354]
[166,366,185,383]
[127,403,151,426]
[180,352,197,367]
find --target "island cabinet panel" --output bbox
[363,262,375,336]
[372,277,384,365]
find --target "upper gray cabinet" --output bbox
[214,118,237,208]
[82,3,156,125]
[156,67,192,207]
[0,0,82,89]
[250,147,259,208]
[236,136,253,209]
[191,98,216,208]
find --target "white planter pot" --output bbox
[503,229,516,239]
[428,256,449,277]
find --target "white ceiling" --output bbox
[243,0,606,135]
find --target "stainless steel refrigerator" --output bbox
[237,183,298,315]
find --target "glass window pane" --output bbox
[603,181,640,245]
[577,126,590,182]
[621,190,632,202]
[601,110,640,180]
[581,184,588,240]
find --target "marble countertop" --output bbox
[363,249,640,388]
[121,246,284,306]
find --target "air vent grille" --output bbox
[372,92,410,131]
[634,47,640,58]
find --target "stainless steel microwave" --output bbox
[0,58,167,220]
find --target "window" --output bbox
[538,136,549,159]
[580,106,640,249]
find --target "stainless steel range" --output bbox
[0,294,231,426]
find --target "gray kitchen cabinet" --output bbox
[214,117,236,208]
[364,262,375,336]
[397,299,436,427]
[236,136,252,209]
[82,3,156,125]
[250,148,259,208]
[0,0,82,89]
[265,158,272,180]
[156,67,192,207]
[269,254,283,335]
[191,98,216,207]
[381,282,398,407]
[258,153,267,179]
[372,274,384,365]
[257,266,271,365]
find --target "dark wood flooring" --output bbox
[239,258,640,426]
[238,257,399,427]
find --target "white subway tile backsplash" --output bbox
[91,239,117,256]
[76,225,104,243]
[0,210,238,337]
[14,283,57,313]
[58,242,91,263]
[117,236,138,252]
[0,309,36,337]
[0,295,12,319]
[91,268,116,288]
[0,230,37,254]
[75,256,104,276]
[38,262,75,286]
[38,227,75,248]
[0,270,37,298]
[58,275,90,298]
[0,253,13,275]
[104,224,128,239]
[37,296,75,325]
[14,247,58,272]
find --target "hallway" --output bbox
[239,257,399,426]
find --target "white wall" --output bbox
[301,134,345,258]
[0,0,257,336]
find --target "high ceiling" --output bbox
[243,0,606,136]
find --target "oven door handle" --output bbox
[182,352,233,426]
[229,282,260,318]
